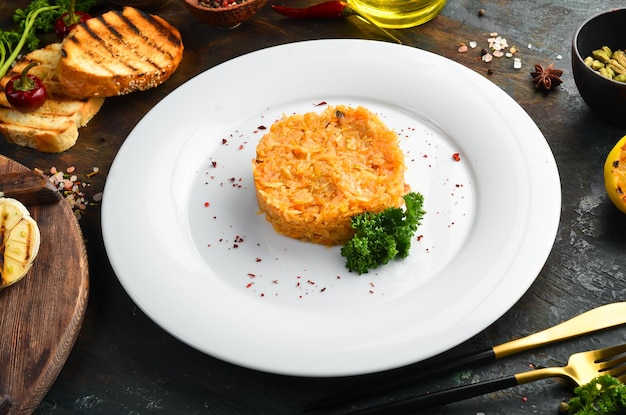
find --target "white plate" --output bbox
[102,39,561,377]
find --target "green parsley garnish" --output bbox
[566,374,626,414]
[1,0,96,78]
[340,192,425,274]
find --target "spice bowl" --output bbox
[572,8,626,125]
[181,0,268,28]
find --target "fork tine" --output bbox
[604,357,626,379]
[599,354,626,372]
[595,343,626,360]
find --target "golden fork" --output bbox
[349,343,626,414]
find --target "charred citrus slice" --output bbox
[0,198,40,290]
[604,135,626,214]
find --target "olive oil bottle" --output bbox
[348,0,446,29]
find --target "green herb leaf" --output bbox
[340,192,425,274]
[567,375,626,414]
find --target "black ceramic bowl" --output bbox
[572,8,626,124]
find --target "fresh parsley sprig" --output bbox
[0,3,59,78]
[565,375,626,414]
[340,192,426,274]
[0,0,97,78]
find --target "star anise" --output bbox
[530,63,563,91]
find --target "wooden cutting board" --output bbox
[0,155,89,415]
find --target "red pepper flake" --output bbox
[247,273,256,278]
[369,290,374,294]
[255,258,262,262]
[314,101,327,106]
[258,125,267,130]
[307,280,315,285]
[272,280,278,284]
[417,235,424,241]
[238,144,244,150]
[260,293,265,297]
[521,396,528,402]
[222,138,228,144]
[246,282,253,288]
[204,202,210,207]
[211,161,217,168]
[369,282,375,287]
[320,287,326,292]
[452,153,461,161]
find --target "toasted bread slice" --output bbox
[0,43,105,153]
[0,43,65,103]
[57,6,184,98]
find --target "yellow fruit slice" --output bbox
[604,135,626,214]
[0,198,41,290]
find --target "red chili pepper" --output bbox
[271,1,356,18]
[55,0,91,39]
[5,62,47,113]
[55,10,91,39]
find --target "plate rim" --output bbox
[102,39,561,376]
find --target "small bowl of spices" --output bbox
[181,0,268,28]
[572,8,626,125]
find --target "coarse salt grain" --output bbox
[43,166,102,219]
[469,41,477,48]
[513,57,522,69]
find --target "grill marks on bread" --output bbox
[0,43,105,152]
[57,7,184,98]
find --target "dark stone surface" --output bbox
[1,1,625,414]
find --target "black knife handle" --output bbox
[349,375,519,414]
[304,348,496,412]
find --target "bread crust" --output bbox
[0,43,105,153]
[57,7,184,98]
[0,97,104,153]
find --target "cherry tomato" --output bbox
[5,62,47,113]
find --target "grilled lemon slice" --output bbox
[0,198,40,290]
[605,135,626,214]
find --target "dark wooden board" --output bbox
[0,155,89,415]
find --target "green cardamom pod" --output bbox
[599,67,612,79]
[609,60,626,74]
[591,60,605,70]
[614,50,626,68]
[592,49,611,63]
[614,73,626,82]
[607,66,616,78]
[584,56,594,66]
[602,46,613,57]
